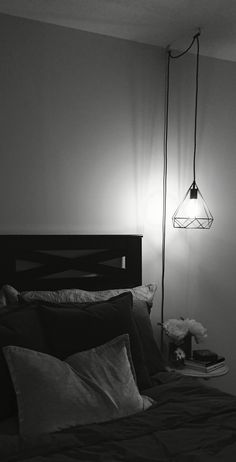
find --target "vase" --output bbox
[168,334,192,366]
[181,334,192,359]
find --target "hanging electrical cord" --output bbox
[160,31,201,351]
[160,49,170,352]
[193,34,200,184]
[170,32,200,183]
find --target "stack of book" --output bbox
[184,349,226,373]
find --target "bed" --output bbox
[0,234,236,462]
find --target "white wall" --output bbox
[0,13,164,237]
[1,14,236,395]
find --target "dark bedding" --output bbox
[1,373,236,462]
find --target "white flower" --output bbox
[163,319,189,343]
[162,318,207,344]
[185,319,207,343]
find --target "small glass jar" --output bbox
[168,334,192,366]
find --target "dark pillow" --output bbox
[0,306,49,421]
[17,284,164,376]
[133,300,166,375]
[38,292,152,390]
[0,325,18,420]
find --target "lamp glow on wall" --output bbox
[170,32,213,229]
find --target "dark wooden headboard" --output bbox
[0,235,142,291]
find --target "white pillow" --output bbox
[4,334,153,436]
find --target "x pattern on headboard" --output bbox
[0,235,142,291]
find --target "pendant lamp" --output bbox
[171,33,213,229]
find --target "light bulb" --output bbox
[184,196,201,219]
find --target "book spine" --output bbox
[185,360,225,372]
[205,362,226,372]
[188,357,225,367]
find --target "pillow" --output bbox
[0,285,19,306]
[38,292,152,390]
[19,284,157,307]
[19,284,165,375]
[133,299,166,375]
[0,306,49,421]
[3,335,153,436]
[3,284,165,375]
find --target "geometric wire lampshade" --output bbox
[172,180,213,229]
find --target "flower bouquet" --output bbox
[161,318,207,365]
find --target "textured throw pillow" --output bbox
[0,306,49,420]
[3,335,153,436]
[19,284,157,307]
[38,292,152,390]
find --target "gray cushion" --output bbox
[3,335,153,436]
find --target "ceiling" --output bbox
[0,0,236,62]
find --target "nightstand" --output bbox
[169,364,229,379]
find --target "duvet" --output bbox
[1,374,236,462]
